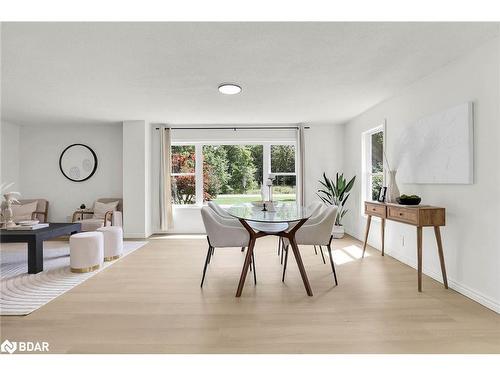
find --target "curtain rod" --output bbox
[154,126,309,130]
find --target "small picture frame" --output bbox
[377,187,387,202]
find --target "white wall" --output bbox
[303,124,344,205]
[149,124,344,234]
[17,123,123,222]
[0,121,21,190]
[342,38,500,312]
[122,120,152,238]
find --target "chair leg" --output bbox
[319,246,326,264]
[207,246,213,264]
[252,253,257,285]
[241,247,245,252]
[327,244,338,286]
[280,239,285,264]
[200,245,212,288]
[277,237,281,256]
[314,245,318,255]
[282,245,289,282]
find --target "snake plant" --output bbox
[317,172,356,226]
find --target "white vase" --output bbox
[332,225,344,239]
[386,170,400,203]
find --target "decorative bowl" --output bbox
[396,195,422,205]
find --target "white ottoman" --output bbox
[70,232,104,273]
[97,226,123,261]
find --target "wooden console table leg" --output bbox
[417,226,423,292]
[362,215,372,258]
[434,226,449,289]
[381,218,385,256]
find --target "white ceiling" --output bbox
[1,22,499,127]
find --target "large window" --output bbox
[203,145,263,205]
[170,142,296,206]
[362,125,385,203]
[171,145,196,205]
[271,145,296,202]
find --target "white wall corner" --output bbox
[123,120,151,238]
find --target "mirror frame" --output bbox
[59,143,98,182]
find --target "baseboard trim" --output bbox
[123,232,149,239]
[346,230,500,314]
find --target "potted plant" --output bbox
[317,172,356,239]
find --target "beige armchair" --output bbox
[18,199,49,223]
[72,198,123,232]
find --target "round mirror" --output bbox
[59,144,98,182]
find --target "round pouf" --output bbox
[70,232,104,273]
[97,226,123,261]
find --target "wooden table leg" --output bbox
[417,226,423,292]
[362,215,372,258]
[434,226,448,289]
[289,236,313,296]
[381,218,385,256]
[236,236,255,297]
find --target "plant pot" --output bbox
[332,225,345,239]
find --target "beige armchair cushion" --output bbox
[93,201,119,219]
[18,199,49,222]
[80,219,112,232]
[11,201,38,222]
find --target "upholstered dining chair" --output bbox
[72,198,123,232]
[277,201,324,263]
[208,201,249,252]
[282,205,339,285]
[200,206,255,288]
[207,201,234,219]
[208,201,287,252]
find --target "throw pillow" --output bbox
[11,201,38,222]
[93,201,119,220]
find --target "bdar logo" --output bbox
[1,340,17,354]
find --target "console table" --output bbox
[362,201,448,292]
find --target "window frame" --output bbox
[170,144,198,206]
[361,123,386,215]
[269,144,297,202]
[170,140,297,207]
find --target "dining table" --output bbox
[225,202,314,297]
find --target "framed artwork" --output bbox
[377,186,387,202]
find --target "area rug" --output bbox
[0,240,146,316]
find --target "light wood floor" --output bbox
[1,235,499,353]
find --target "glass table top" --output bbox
[225,202,313,223]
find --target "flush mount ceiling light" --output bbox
[218,83,242,95]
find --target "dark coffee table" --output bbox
[0,223,81,274]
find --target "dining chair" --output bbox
[207,201,233,219]
[281,205,339,285]
[209,201,285,251]
[208,201,246,252]
[277,201,324,263]
[200,206,255,287]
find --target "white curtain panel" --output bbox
[159,127,173,230]
[296,123,306,207]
